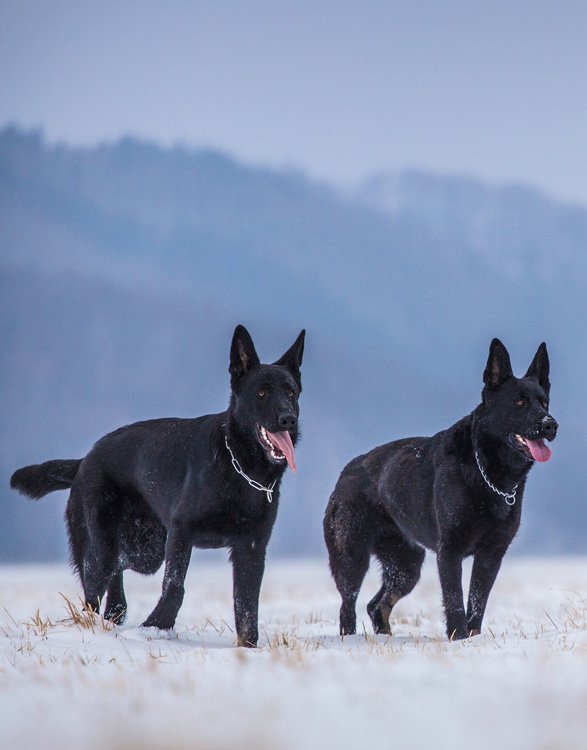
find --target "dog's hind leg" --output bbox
[324,495,370,636]
[142,522,193,630]
[66,484,113,612]
[367,531,425,635]
[104,571,127,623]
[76,482,123,614]
[82,538,118,615]
[336,550,369,637]
[65,486,87,581]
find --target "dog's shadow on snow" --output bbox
[119,625,236,650]
[117,625,449,653]
[299,632,447,650]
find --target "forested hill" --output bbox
[2,127,586,559]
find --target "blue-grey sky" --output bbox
[2,0,587,205]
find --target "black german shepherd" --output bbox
[324,339,557,640]
[11,325,305,647]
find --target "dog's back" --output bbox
[324,430,448,558]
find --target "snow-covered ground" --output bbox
[1,556,587,750]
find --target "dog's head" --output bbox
[229,325,305,472]
[479,338,558,463]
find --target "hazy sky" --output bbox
[2,1,587,204]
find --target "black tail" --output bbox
[10,459,82,499]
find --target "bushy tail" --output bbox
[10,459,82,499]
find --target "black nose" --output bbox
[278,412,297,430]
[543,417,558,440]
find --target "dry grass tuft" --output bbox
[25,609,55,637]
[58,593,115,633]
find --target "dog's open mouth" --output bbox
[256,425,296,472]
[511,434,552,463]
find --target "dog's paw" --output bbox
[447,627,481,640]
[236,635,258,648]
[142,616,175,630]
[447,628,469,641]
[104,604,127,624]
[367,602,392,635]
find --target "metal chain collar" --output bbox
[474,450,517,505]
[224,437,276,503]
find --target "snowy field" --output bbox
[1,556,587,750]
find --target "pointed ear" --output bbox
[483,338,513,391]
[525,342,550,394]
[274,330,305,385]
[229,325,260,385]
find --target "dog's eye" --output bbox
[288,390,295,399]
[257,389,266,399]
[515,399,527,408]
[541,400,548,409]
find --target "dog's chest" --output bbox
[450,495,519,554]
[190,482,273,530]
[227,484,273,522]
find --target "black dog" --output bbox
[11,325,305,647]
[324,339,557,640]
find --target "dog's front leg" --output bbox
[466,546,507,635]
[436,545,468,640]
[142,522,193,630]
[231,539,267,647]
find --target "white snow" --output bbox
[1,556,587,750]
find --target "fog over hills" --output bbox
[2,127,586,560]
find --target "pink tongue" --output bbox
[526,438,552,463]
[266,429,296,472]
